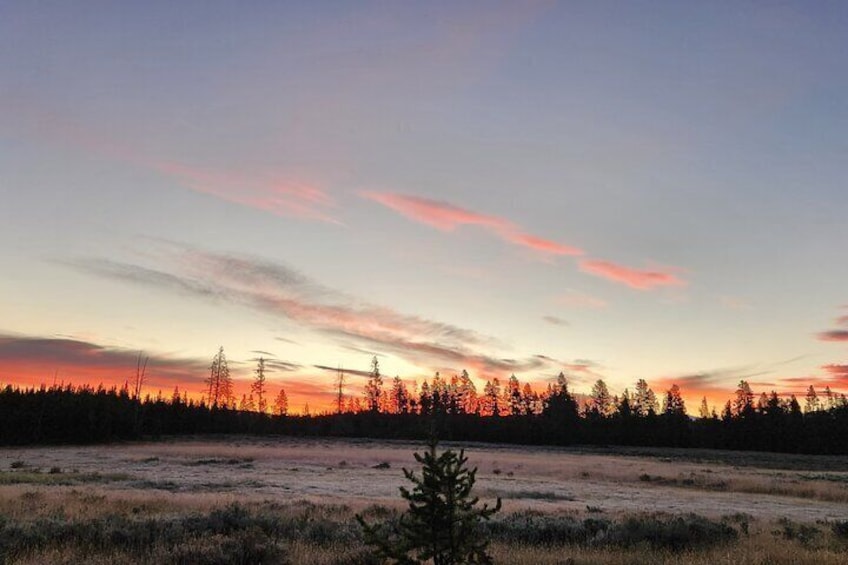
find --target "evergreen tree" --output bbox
[457,370,477,415]
[365,356,384,413]
[662,384,686,416]
[251,357,268,414]
[698,396,710,419]
[505,374,523,416]
[633,379,658,416]
[805,385,819,413]
[357,440,501,564]
[205,346,232,407]
[273,388,288,416]
[390,376,411,414]
[733,380,755,417]
[588,379,613,417]
[481,379,501,417]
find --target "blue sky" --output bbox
[1,1,847,411]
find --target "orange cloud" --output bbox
[361,192,582,257]
[579,259,685,290]
[0,334,207,395]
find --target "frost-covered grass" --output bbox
[0,437,847,562]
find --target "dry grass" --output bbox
[1,437,848,563]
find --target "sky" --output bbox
[2,1,847,414]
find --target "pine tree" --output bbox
[505,374,523,416]
[205,346,233,407]
[365,356,383,413]
[662,384,686,416]
[633,379,659,417]
[805,385,819,413]
[357,440,501,564]
[698,396,710,419]
[251,357,268,414]
[389,376,410,414]
[588,379,613,417]
[273,388,288,416]
[457,370,477,415]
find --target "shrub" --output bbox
[832,520,848,540]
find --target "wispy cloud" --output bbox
[8,102,339,225]
[360,192,583,257]
[815,307,848,343]
[578,259,685,290]
[155,162,339,224]
[314,365,373,379]
[362,192,689,290]
[69,243,564,379]
[652,366,775,400]
[818,330,848,342]
[542,315,569,327]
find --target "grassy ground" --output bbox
[0,490,846,564]
[1,438,847,563]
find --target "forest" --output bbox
[1,353,846,454]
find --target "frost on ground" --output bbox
[1,436,847,523]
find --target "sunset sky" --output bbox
[2,2,847,413]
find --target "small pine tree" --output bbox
[358,440,501,564]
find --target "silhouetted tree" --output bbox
[588,379,613,418]
[733,381,755,417]
[273,388,288,416]
[239,394,255,412]
[364,356,383,413]
[663,384,686,416]
[335,366,346,414]
[481,379,501,417]
[457,370,477,415]
[805,385,819,413]
[505,374,523,416]
[205,346,232,407]
[389,376,411,415]
[698,396,710,419]
[633,379,658,417]
[251,357,268,414]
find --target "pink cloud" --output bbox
[504,232,582,256]
[818,330,848,342]
[361,192,583,257]
[579,259,685,290]
[156,162,338,223]
[836,315,848,326]
[361,192,507,231]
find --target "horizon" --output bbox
[2,2,847,416]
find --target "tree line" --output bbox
[1,352,846,454]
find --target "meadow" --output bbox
[0,436,847,564]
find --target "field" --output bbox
[1,436,847,563]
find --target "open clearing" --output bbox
[1,436,847,523]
